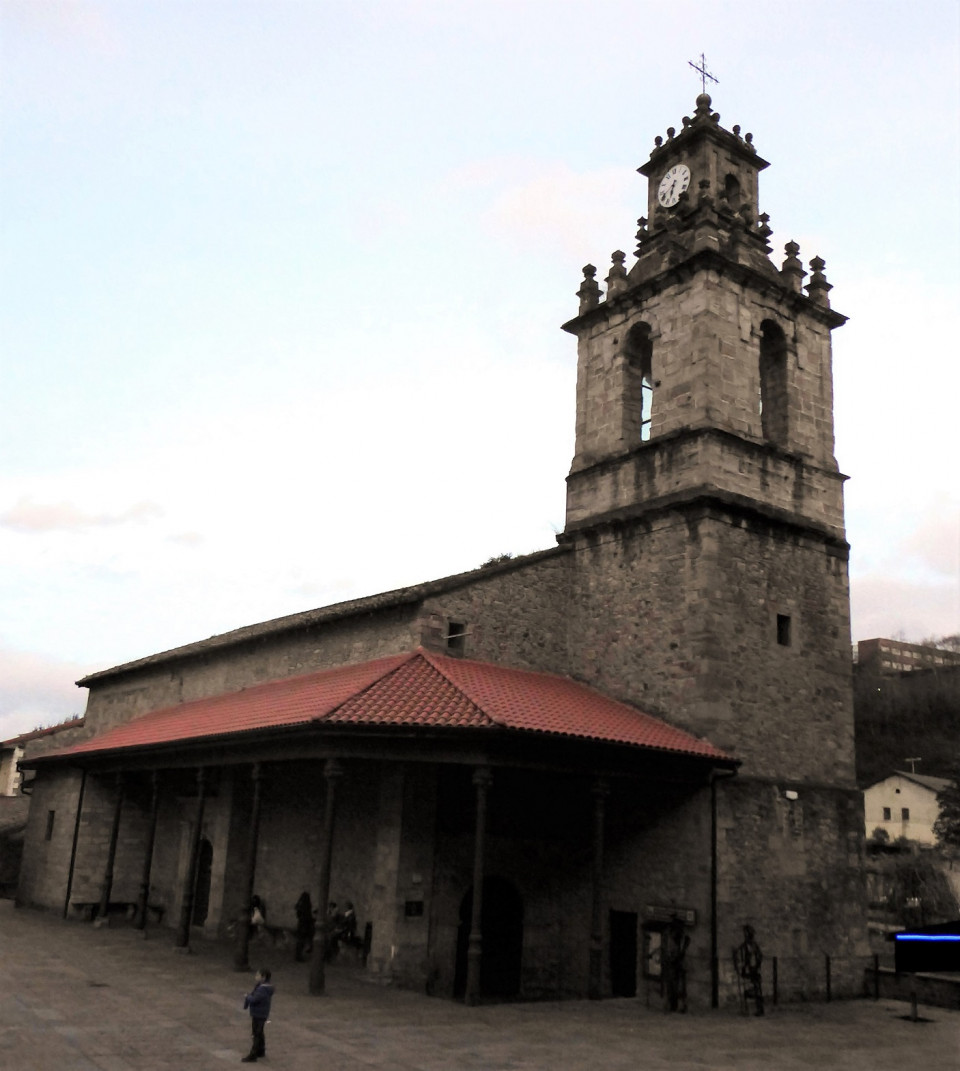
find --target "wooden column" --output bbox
[62,768,87,919]
[464,765,492,1007]
[234,763,264,971]
[588,778,608,999]
[309,759,343,995]
[96,774,125,924]
[175,767,207,949]
[134,772,160,931]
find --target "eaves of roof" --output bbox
[36,648,735,768]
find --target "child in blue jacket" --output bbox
[241,968,274,1062]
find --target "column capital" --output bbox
[472,765,493,789]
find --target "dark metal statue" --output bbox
[733,924,765,1016]
[661,916,690,1013]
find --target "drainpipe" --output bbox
[710,767,737,1009]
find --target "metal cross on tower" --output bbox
[688,53,718,94]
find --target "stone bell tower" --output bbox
[561,94,856,788]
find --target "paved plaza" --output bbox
[4,899,958,1070]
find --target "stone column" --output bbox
[588,778,608,1000]
[366,766,404,981]
[234,763,264,971]
[134,771,160,931]
[465,765,492,1007]
[175,767,207,949]
[309,759,343,995]
[96,774,125,925]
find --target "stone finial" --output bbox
[577,264,601,313]
[757,212,773,239]
[605,250,628,298]
[695,92,712,117]
[744,132,755,152]
[655,135,663,148]
[739,204,755,228]
[781,240,806,292]
[732,124,741,138]
[634,217,650,256]
[667,126,676,139]
[806,256,833,306]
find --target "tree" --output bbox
[933,764,960,849]
[920,634,960,653]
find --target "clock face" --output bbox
[658,164,691,208]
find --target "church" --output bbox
[18,93,869,1008]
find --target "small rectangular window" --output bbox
[446,622,467,656]
[901,808,910,821]
[776,614,792,647]
[882,807,891,821]
[45,810,56,841]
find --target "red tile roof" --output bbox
[0,716,85,749]
[43,649,733,763]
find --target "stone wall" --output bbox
[604,782,713,1007]
[570,269,840,486]
[565,506,855,784]
[77,604,423,740]
[17,768,81,910]
[716,778,870,1003]
[565,428,846,536]
[420,550,571,675]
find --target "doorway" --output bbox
[192,837,213,926]
[454,876,524,999]
[609,910,638,997]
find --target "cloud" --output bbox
[482,164,635,259]
[442,157,636,261]
[0,646,92,742]
[850,497,960,642]
[4,0,121,53]
[851,573,959,646]
[168,531,204,548]
[0,498,163,533]
[899,500,960,580]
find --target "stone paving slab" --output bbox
[3,899,958,1070]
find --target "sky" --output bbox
[1,0,958,741]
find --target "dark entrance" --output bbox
[454,876,523,999]
[609,910,638,997]
[191,837,213,926]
